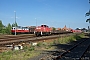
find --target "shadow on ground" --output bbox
[44,38,90,58]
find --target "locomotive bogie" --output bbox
[35,32,50,36]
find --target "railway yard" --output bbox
[0,33,90,60]
[0,33,73,52]
[1,0,90,60]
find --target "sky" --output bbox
[0,0,90,29]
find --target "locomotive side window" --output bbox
[22,27,29,30]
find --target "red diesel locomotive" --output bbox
[34,25,51,36]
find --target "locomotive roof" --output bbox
[12,26,29,28]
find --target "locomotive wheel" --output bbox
[11,33,15,35]
[46,32,49,36]
[35,33,40,37]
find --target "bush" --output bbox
[28,46,35,51]
[53,40,57,44]
[37,42,42,47]
[23,46,28,51]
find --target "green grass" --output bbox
[57,33,85,44]
[0,46,40,60]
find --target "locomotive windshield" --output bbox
[41,25,48,27]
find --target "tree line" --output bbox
[0,20,18,35]
[85,0,90,30]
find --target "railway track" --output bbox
[0,33,84,53]
[0,34,35,38]
[39,38,90,60]
[0,33,74,52]
[81,45,90,60]
[0,34,36,42]
[0,33,74,45]
[54,38,90,60]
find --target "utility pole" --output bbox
[35,18,37,27]
[14,11,16,36]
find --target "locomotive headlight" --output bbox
[36,28,39,29]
